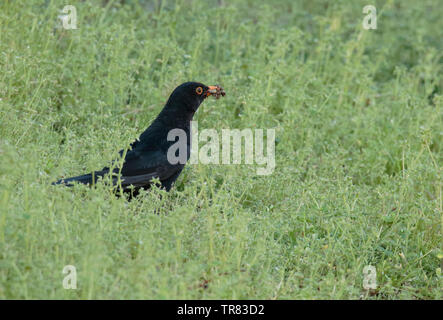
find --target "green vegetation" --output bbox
[0,0,441,299]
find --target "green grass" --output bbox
[0,0,442,299]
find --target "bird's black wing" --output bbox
[53,149,179,188]
[52,170,109,186]
[116,145,182,189]
[54,128,183,189]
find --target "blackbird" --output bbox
[53,82,225,194]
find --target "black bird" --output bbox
[53,82,225,194]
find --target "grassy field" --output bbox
[0,0,442,299]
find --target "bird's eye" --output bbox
[196,87,203,95]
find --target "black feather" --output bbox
[53,82,219,194]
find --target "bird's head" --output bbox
[166,82,225,114]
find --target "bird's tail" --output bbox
[52,170,108,186]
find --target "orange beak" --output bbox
[205,85,226,99]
